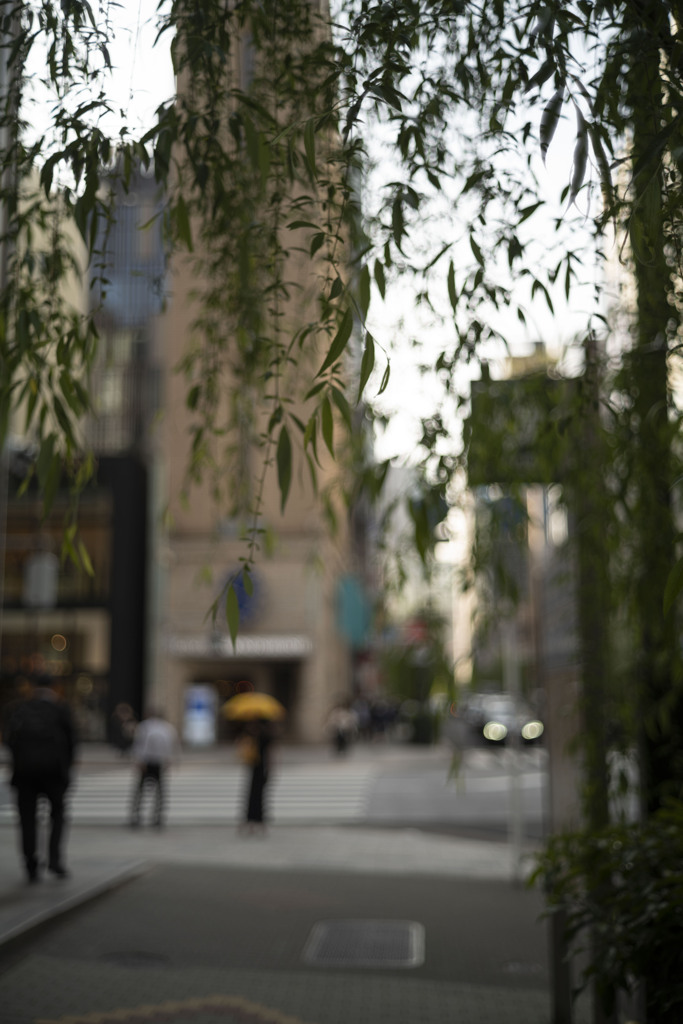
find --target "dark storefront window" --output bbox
[3,494,112,608]
[0,491,113,741]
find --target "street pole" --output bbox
[501,617,524,883]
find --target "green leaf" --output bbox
[287,220,322,231]
[52,396,72,438]
[410,497,430,563]
[374,260,386,299]
[317,307,353,376]
[569,109,588,206]
[470,235,484,267]
[331,387,352,428]
[378,363,390,396]
[663,557,683,617]
[310,232,325,256]
[525,59,555,93]
[24,379,39,431]
[226,584,240,649]
[518,202,542,224]
[277,424,292,512]
[447,261,457,313]
[321,396,334,456]
[304,381,325,401]
[358,332,375,400]
[391,195,405,250]
[540,86,565,163]
[61,530,79,570]
[303,413,317,450]
[587,126,614,209]
[241,568,253,597]
[78,539,94,577]
[367,81,404,112]
[268,405,285,435]
[305,450,318,492]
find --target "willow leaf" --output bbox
[277,424,292,512]
[226,584,240,649]
[317,308,353,377]
[358,332,375,400]
[321,396,334,456]
[569,109,588,206]
[540,86,565,162]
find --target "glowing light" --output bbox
[76,675,93,695]
[51,634,67,652]
[521,721,544,741]
[483,721,508,742]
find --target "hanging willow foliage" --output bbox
[1,0,682,663]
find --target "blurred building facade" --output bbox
[0,167,165,741]
[1,163,356,744]
[153,224,354,741]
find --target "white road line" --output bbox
[0,765,376,825]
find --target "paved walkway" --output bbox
[0,822,537,945]
[0,744,588,1023]
[0,741,539,943]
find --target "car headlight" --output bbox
[483,721,508,741]
[521,720,544,741]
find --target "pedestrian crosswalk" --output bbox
[0,762,377,827]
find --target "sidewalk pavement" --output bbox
[0,739,540,946]
[0,743,585,1024]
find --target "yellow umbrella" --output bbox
[222,692,286,722]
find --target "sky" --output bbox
[23,0,175,141]
[364,121,605,464]
[105,0,176,131]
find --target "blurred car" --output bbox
[460,693,489,731]
[466,693,544,745]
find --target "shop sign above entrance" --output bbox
[167,633,313,659]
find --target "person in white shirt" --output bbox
[129,709,180,828]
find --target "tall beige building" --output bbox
[152,252,354,742]
[146,6,361,742]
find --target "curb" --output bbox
[0,859,149,950]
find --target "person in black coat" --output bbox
[243,720,272,832]
[4,673,76,882]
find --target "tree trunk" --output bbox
[626,4,682,1019]
[625,0,682,820]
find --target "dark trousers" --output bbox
[131,762,165,825]
[14,777,68,875]
[246,764,267,823]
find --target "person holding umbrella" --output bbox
[222,691,285,833]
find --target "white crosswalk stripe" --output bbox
[0,763,377,826]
